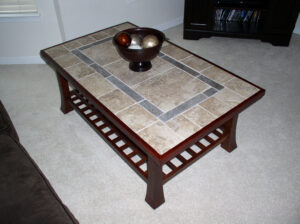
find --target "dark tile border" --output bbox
[139,100,164,117]
[70,35,225,123]
[71,49,94,65]
[159,93,207,122]
[78,37,113,51]
[90,63,111,78]
[107,76,144,102]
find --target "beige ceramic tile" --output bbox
[183,105,217,127]
[115,23,136,30]
[45,45,69,58]
[98,89,135,113]
[200,97,232,117]
[103,27,120,36]
[104,57,173,87]
[63,40,82,50]
[138,121,184,155]
[90,31,109,40]
[151,56,174,74]
[201,66,233,84]
[82,41,120,66]
[162,41,170,48]
[161,44,191,60]
[181,55,212,72]
[104,59,156,87]
[166,115,201,139]
[134,67,208,112]
[76,36,96,45]
[214,88,245,108]
[65,63,95,80]
[55,53,81,68]
[116,104,157,132]
[225,77,260,98]
[79,73,115,98]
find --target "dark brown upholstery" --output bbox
[0,101,79,224]
[0,100,19,142]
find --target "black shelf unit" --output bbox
[184,0,300,46]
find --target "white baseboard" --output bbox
[0,56,44,65]
[154,16,183,31]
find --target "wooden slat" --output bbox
[176,154,187,163]
[204,135,214,144]
[127,151,136,158]
[135,158,146,167]
[213,129,222,138]
[186,148,196,156]
[166,161,177,170]
[195,141,206,150]
[104,129,115,137]
[112,136,122,143]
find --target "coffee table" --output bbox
[41,22,265,209]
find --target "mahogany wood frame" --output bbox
[40,23,265,209]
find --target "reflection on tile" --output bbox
[103,27,120,36]
[181,55,212,72]
[65,63,95,80]
[104,59,156,87]
[117,104,157,132]
[138,121,183,155]
[64,40,82,50]
[115,23,136,30]
[214,88,245,108]
[167,115,201,139]
[78,37,113,51]
[183,105,217,127]
[162,41,169,48]
[55,53,81,68]
[201,66,233,84]
[45,46,69,58]
[225,77,259,98]
[99,89,135,113]
[90,31,109,40]
[76,36,96,45]
[81,41,120,66]
[79,73,115,98]
[200,97,231,117]
[134,68,208,112]
[161,44,191,60]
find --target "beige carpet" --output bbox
[1,24,300,224]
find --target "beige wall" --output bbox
[0,0,62,64]
[0,0,298,64]
[294,14,300,35]
[0,0,184,64]
[58,0,184,41]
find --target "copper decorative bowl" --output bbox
[113,27,165,72]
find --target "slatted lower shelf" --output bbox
[69,89,227,184]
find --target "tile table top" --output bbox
[44,22,260,155]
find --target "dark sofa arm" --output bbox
[0,100,19,142]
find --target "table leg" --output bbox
[221,115,238,152]
[56,72,73,114]
[145,157,165,209]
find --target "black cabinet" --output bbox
[184,0,300,46]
